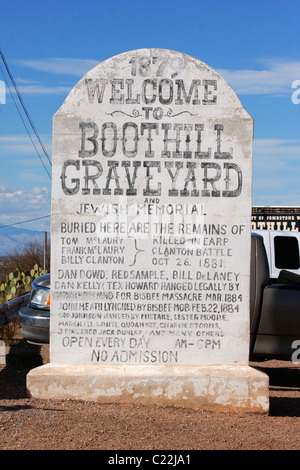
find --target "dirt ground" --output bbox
[1,334,300,451]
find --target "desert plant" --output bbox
[0,264,45,304]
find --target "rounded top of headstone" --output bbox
[55,48,251,120]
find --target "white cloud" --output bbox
[0,185,50,207]
[15,77,39,84]
[218,59,300,95]
[0,134,52,156]
[253,138,300,169]
[14,84,71,95]
[16,58,100,76]
[8,58,101,96]
[0,185,51,229]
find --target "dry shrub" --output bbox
[1,239,50,277]
[0,317,20,342]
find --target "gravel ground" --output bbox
[1,334,300,451]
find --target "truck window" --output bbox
[274,236,300,269]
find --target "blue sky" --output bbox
[0,0,299,231]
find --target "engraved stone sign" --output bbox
[27,50,269,412]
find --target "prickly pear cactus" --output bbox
[0,264,46,304]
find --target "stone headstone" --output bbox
[27,49,269,412]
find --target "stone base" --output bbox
[26,363,269,413]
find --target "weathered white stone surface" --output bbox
[27,49,268,412]
[27,363,269,413]
[50,49,253,366]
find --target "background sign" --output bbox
[252,207,300,231]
